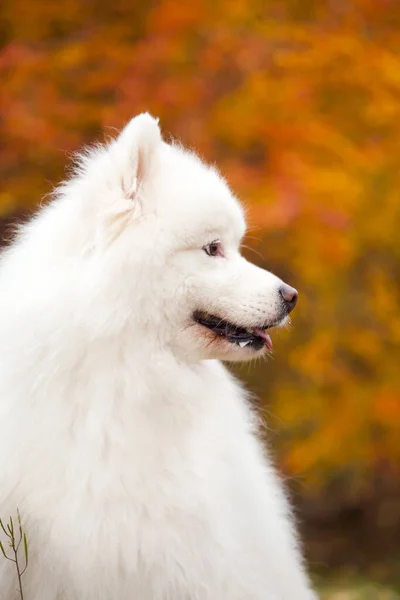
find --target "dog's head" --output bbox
[70,114,297,362]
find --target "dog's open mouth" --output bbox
[193,311,274,351]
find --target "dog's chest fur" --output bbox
[2,356,270,598]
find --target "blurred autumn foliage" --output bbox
[1,0,400,571]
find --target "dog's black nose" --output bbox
[279,284,298,314]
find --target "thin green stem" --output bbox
[0,512,28,600]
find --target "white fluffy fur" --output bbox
[0,114,317,599]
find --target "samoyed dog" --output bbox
[0,114,316,599]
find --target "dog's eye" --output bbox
[203,240,224,257]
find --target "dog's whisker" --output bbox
[240,244,264,261]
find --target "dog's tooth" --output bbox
[238,341,247,348]
[244,341,252,347]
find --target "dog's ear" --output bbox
[115,113,162,200]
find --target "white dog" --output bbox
[0,114,317,599]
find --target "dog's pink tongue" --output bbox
[253,328,273,351]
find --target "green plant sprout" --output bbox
[0,509,29,600]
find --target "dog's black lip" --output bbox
[193,310,276,347]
